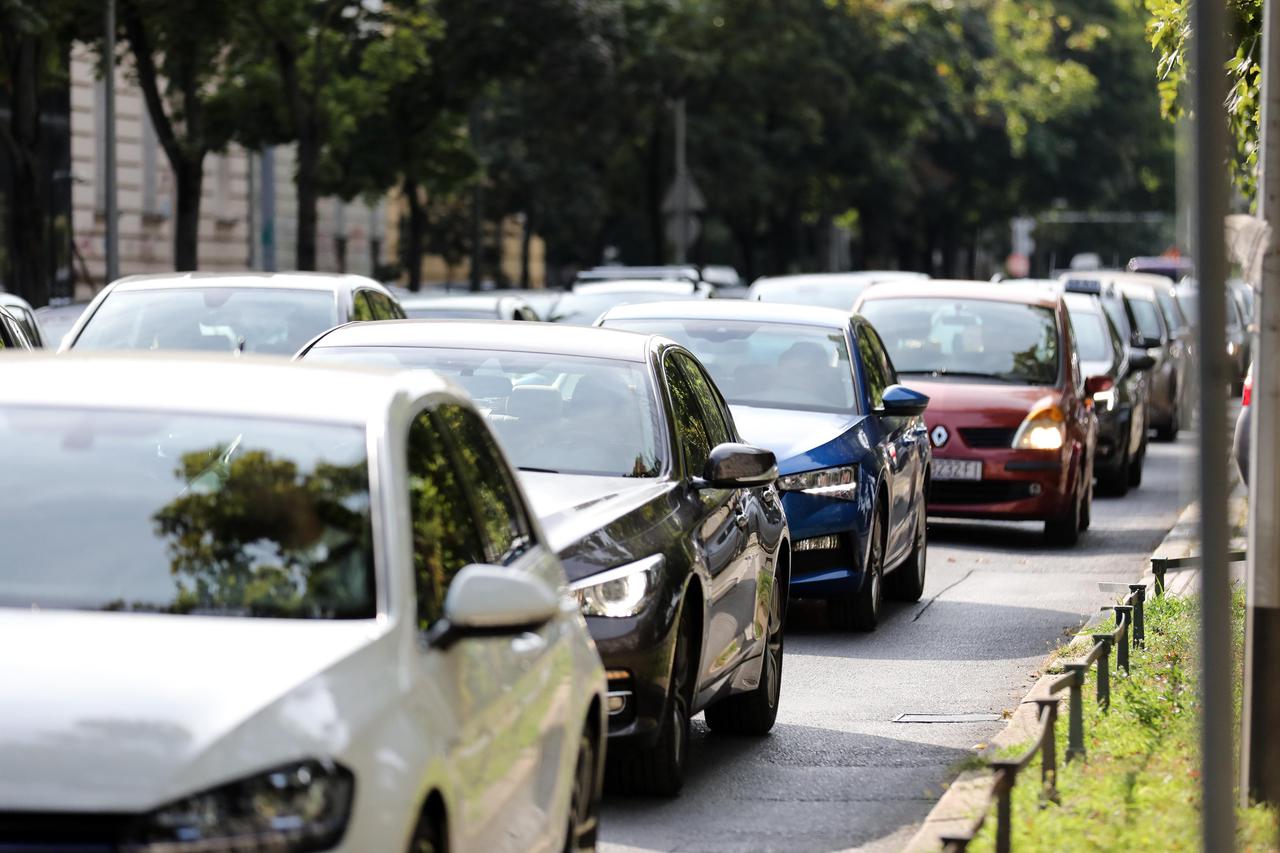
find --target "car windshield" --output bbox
[1064,299,1112,362]
[752,280,866,310]
[72,288,339,354]
[603,319,857,414]
[548,292,696,325]
[0,407,374,618]
[860,297,1060,385]
[306,346,663,477]
[1126,295,1164,341]
[35,303,88,346]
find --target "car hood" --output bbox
[519,471,672,555]
[0,610,394,812]
[902,379,1054,426]
[728,405,864,469]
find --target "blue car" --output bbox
[599,300,930,630]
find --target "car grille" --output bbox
[931,481,1039,504]
[0,811,135,849]
[959,427,1016,449]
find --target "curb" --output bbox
[900,501,1202,852]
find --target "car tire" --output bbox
[887,505,927,602]
[1128,433,1146,488]
[1078,467,1092,531]
[1154,398,1179,442]
[831,510,884,631]
[564,723,601,851]
[606,601,695,797]
[704,571,785,736]
[1097,430,1130,497]
[1045,479,1083,546]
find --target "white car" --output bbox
[0,354,606,852]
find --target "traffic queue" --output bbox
[0,264,1198,851]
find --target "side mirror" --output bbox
[426,564,558,650]
[1084,375,1114,396]
[1134,335,1162,350]
[700,442,777,488]
[878,384,929,417]
[1127,349,1156,372]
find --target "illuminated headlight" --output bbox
[1092,388,1117,412]
[1228,341,1239,356]
[571,554,663,618]
[129,759,354,851]
[1012,405,1066,450]
[776,465,859,500]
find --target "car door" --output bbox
[435,402,574,852]
[663,350,752,696]
[855,323,914,561]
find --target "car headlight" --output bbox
[1228,340,1239,356]
[571,554,663,618]
[1092,388,1117,412]
[776,464,859,500]
[1012,405,1065,450]
[129,759,354,852]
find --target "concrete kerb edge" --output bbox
[899,502,1202,853]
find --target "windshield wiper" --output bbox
[898,369,1024,383]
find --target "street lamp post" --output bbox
[102,0,119,283]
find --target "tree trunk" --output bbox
[173,156,203,270]
[295,122,319,270]
[404,178,424,291]
[646,120,664,262]
[2,36,51,306]
[520,211,533,288]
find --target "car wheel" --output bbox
[1154,397,1179,442]
[831,510,884,631]
[887,505,927,602]
[1097,430,1130,497]
[606,601,695,797]
[564,724,601,851]
[1078,466,1093,531]
[704,569,785,735]
[1044,478,1082,546]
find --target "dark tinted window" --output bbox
[0,407,374,618]
[672,352,733,447]
[407,411,486,629]
[665,352,712,475]
[352,291,376,322]
[368,291,402,320]
[436,404,532,564]
[857,325,897,408]
[1125,294,1165,341]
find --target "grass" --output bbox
[967,587,1279,852]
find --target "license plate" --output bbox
[933,459,983,481]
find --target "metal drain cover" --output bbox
[893,713,1002,723]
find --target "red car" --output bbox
[856,281,1101,544]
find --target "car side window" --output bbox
[856,326,890,408]
[672,352,733,448]
[665,352,712,477]
[369,291,401,320]
[352,291,376,322]
[407,411,487,630]
[436,403,533,565]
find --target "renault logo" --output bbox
[930,425,949,447]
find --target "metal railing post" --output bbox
[992,764,1017,853]
[1129,584,1146,647]
[1152,559,1167,596]
[1092,635,1112,710]
[1036,698,1060,802]
[1114,606,1132,673]
[1064,663,1088,760]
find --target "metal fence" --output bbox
[938,582,1150,853]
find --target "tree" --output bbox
[116,0,239,270]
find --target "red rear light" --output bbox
[1243,369,1253,406]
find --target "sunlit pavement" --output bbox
[599,434,1196,853]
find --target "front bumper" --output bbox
[585,598,681,751]
[778,491,864,599]
[928,448,1073,521]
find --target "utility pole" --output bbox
[1191,0,1234,843]
[1243,0,1280,808]
[674,98,688,264]
[102,0,119,283]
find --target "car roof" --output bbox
[0,352,449,424]
[0,293,35,311]
[577,265,700,283]
[105,271,393,295]
[599,298,855,328]
[572,279,697,295]
[1059,269,1171,293]
[857,279,1061,308]
[400,294,514,309]
[306,319,660,363]
[751,271,925,288]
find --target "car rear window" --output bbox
[0,407,374,618]
[860,297,1060,385]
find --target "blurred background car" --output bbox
[62,272,404,355]
[857,280,1100,545]
[0,293,45,347]
[599,300,931,631]
[1236,362,1253,483]
[1062,283,1154,494]
[747,271,927,311]
[33,300,90,349]
[549,280,705,325]
[299,321,789,797]
[399,292,540,321]
[0,353,606,852]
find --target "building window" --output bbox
[213,153,234,224]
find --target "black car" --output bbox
[297,320,790,797]
[1062,286,1154,494]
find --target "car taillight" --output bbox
[1243,368,1253,406]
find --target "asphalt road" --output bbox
[599,435,1196,853]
